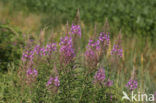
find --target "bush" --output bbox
[0,24,24,72]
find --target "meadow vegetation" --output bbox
[0,1,156,103]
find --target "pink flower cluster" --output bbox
[27,68,38,77]
[22,50,34,61]
[88,32,110,51]
[94,68,105,82]
[70,24,81,37]
[85,47,96,58]
[46,43,57,55]
[99,32,110,49]
[105,79,113,87]
[22,43,57,61]
[85,32,110,68]
[88,39,100,50]
[59,36,75,64]
[111,44,123,58]
[46,76,60,87]
[126,79,138,91]
[94,68,113,87]
[26,68,38,85]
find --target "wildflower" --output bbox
[59,36,75,64]
[27,68,38,77]
[46,77,54,87]
[85,39,101,68]
[105,79,113,87]
[70,24,81,37]
[86,32,110,62]
[110,95,113,101]
[111,33,123,58]
[40,47,46,56]
[85,47,98,68]
[33,45,46,56]
[46,43,57,55]
[85,47,96,58]
[22,50,34,61]
[54,76,60,87]
[126,79,138,91]
[25,68,38,85]
[111,44,123,57]
[99,32,110,48]
[34,45,41,55]
[94,68,105,83]
[59,36,72,46]
[34,43,56,56]
[46,76,60,87]
[88,39,100,50]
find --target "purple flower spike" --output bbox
[33,43,57,56]
[27,68,38,77]
[25,68,38,85]
[54,76,60,87]
[99,32,110,46]
[59,36,75,64]
[126,79,138,91]
[88,39,100,50]
[110,95,113,101]
[46,43,57,55]
[22,50,34,61]
[111,44,123,58]
[94,68,105,83]
[46,76,60,87]
[46,77,54,87]
[85,47,96,57]
[105,79,113,87]
[33,45,46,56]
[70,24,81,37]
[40,47,46,56]
[33,69,38,76]
[34,45,42,55]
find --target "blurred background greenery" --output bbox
[1,0,156,40]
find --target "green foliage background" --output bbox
[0,24,24,71]
[2,0,156,41]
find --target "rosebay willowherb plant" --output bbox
[70,24,81,38]
[99,32,110,51]
[26,68,38,85]
[69,24,82,53]
[94,68,105,84]
[22,50,34,62]
[93,67,113,87]
[14,19,149,103]
[85,32,110,70]
[111,44,123,58]
[46,76,60,94]
[59,36,75,65]
[111,32,123,58]
[105,79,113,87]
[85,46,98,69]
[126,79,138,91]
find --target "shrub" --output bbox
[0,24,24,72]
